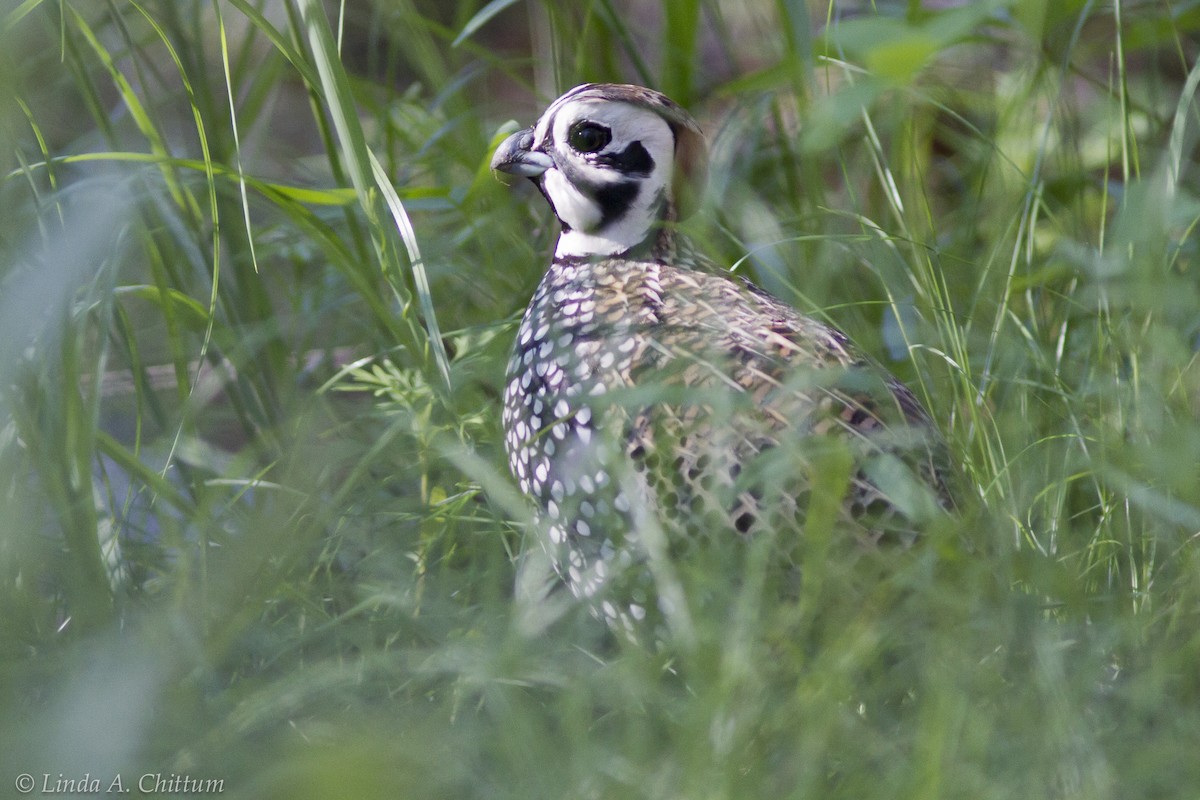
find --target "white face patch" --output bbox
[542,170,603,233]
[529,97,676,258]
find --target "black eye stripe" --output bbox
[593,141,654,177]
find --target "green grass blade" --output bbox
[452,0,523,47]
[368,149,453,392]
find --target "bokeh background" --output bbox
[2,1,1199,798]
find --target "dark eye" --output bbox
[567,121,612,154]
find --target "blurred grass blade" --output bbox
[212,0,259,273]
[453,0,522,47]
[113,285,210,327]
[1166,57,1200,196]
[9,150,359,207]
[95,432,196,517]
[662,0,700,102]
[2,0,46,35]
[296,0,376,205]
[226,0,321,87]
[68,7,194,216]
[296,0,450,394]
[368,149,452,391]
[122,0,226,478]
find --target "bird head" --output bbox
[491,83,708,260]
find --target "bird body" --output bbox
[492,84,947,630]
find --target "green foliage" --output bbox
[2,1,1199,798]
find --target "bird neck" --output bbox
[553,200,680,262]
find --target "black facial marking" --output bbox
[596,180,640,228]
[595,141,654,176]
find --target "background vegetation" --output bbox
[1,0,1198,797]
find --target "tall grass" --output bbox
[1,1,1198,798]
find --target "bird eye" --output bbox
[567,121,612,154]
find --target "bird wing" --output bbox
[614,260,951,528]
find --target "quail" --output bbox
[491,84,949,633]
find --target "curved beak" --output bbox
[491,127,554,178]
